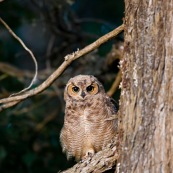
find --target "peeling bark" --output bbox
[120,0,173,172]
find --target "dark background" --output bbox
[0,0,124,172]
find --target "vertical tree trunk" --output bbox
[120,0,173,172]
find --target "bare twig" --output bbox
[107,71,122,97]
[0,62,49,80]
[0,101,21,110]
[0,62,35,78]
[35,110,58,132]
[0,17,38,95]
[0,24,124,111]
[106,41,124,97]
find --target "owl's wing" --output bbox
[104,95,118,131]
[110,98,118,113]
[105,94,118,114]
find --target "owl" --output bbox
[60,75,118,161]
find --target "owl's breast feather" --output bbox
[81,108,91,134]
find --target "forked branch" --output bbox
[0,23,124,111]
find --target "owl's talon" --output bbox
[79,159,84,163]
[87,151,94,157]
[81,150,95,162]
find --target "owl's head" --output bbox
[64,75,105,101]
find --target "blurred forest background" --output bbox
[0,0,124,172]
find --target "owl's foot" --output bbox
[81,149,95,162]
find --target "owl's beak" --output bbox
[81,91,86,98]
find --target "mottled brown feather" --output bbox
[60,75,118,161]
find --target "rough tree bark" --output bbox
[120,0,173,172]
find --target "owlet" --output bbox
[60,75,118,161]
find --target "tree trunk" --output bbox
[120,0,173,172]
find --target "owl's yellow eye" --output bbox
[86,84,98,95]
[86,85,94,92]
[67,84,80,97]
[72,86,79,93]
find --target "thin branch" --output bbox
[0,101,21,110]
[0,24,124,111]
[0,17,38,96]
[0,62,49,79]
[107,71,122,97]
[106,41,124,97]
[0,62,35,78]
[35,110,58,132]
